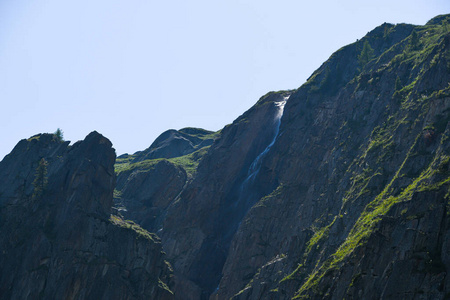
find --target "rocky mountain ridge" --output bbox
[0,132,173,299]
[2,14,450,300]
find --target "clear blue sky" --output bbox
[1,0,449,159]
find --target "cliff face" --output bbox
[0,132,173,300]
[118,15,450,299]
[115,159,187,233]
[219,16,450,299]
[3,14,450,300]
[162,91,291,298]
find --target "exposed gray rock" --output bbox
[0,132,173,300]
[115,159,187,232]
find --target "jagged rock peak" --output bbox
[0,131,173,299]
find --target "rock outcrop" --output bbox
[0,132,173,300]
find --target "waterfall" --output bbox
[220,94,290,273]
[242,95,289,188]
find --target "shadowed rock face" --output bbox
[0,132,173,300]
[161,91,293,298]
[115,159,187,233]
[218,19,450,300]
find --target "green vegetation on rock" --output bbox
[115,156,164,174]
[110,214,159,242]
[32,158,48,199]
[289,17,450,298]
[168,146,210,177]
[358,40,375,68]
[115,145,211,178]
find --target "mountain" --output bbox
[2,14,450,300]
[0,132,173,299]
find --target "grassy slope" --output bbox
[115,127,219,175]
[115,145,212,178]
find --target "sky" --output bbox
[1,0,449,160]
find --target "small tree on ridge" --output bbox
[358,40,374,69]
[54,128,64,142]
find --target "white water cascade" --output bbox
[221,94,290,261]
[240,95,289,197]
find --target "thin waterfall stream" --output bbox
[240,95,289,196]
[210,95,291,296]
